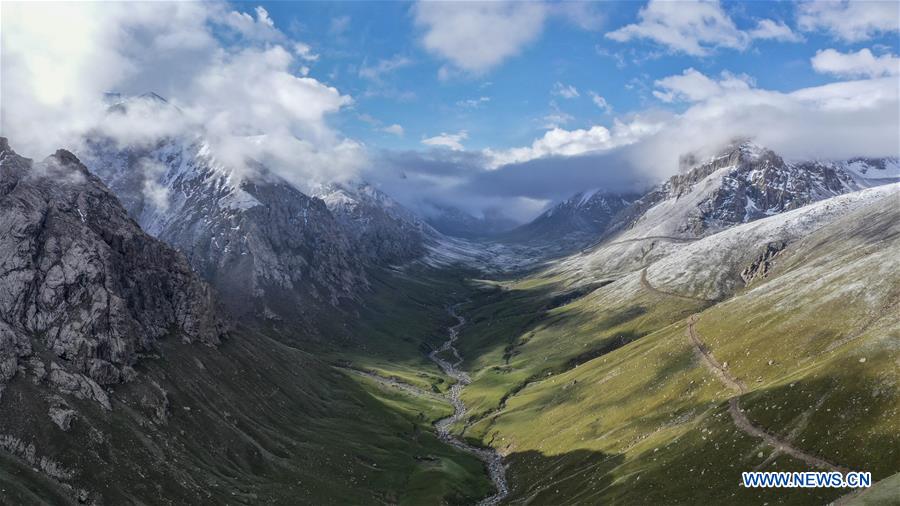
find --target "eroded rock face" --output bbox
[741,241,787,285]
[0,138,226,404]
[81,134,368,321]
[315,182,432,264]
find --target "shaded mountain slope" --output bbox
[0,138,224,404]
[502,190,639,245]
[0,139,494,505]
[82,132,367,323]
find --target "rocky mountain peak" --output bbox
[619,141,898,239]
[0,138,226,406]
[313,181,435,264]
[504,189,640,246]
[81,134,369,323]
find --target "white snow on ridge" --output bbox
[422,235,549,272]
[839,158,900,182]
[645,183,900,300]
[622,164,736,240]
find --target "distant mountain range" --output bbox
[504,140,899,250]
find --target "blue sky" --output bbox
[239,1,899,152]
[3,1,899,221]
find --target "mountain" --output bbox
[313,182,434,264]
[548,141,900,278]
[503,190,640,244]
[618,141,898,238]
[500,141,898,251]
[0,136,224,409]
[79,97,369,322]
[425,206,518,239]
[453,183,899,505]
[0,138,494,505]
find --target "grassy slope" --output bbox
[0,294,492,505]
[452,196,899,504]
[336,266,475,393]
[3,194,895,504]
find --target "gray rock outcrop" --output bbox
[0,137,226,405]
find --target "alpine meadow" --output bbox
[0,1,898,505]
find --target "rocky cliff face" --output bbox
[615,142,899,238]
[81,134,368,322]
[314,182,433,264]
[0,138,224,406]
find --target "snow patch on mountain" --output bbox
[645,183,900,300]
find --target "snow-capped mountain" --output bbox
[549,141,899,280]
[80,98,368,321]
[504,190,640,244]
[313,182,435,264]
[620,141,899,238]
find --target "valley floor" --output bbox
[3,198,898,505]
[334,192,899,505]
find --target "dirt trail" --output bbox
[685,314,850,473]
[640,268,716,303]
[638,270,849,473]
[429,304,509,506]
[608,235,700,246]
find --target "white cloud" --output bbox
[456,96,491,109]
[412,1,609,77]
[0,1,365,188]
[589,91,611,112]
[798,1,900,42]
[221,6,282,42]
[485,117,664,168]
[359,55,413,81]
[749,19,803,42]
[485,127,611,167]
[606,0,799,56]
[542,107,575,129]
[811,48,900,78]
[382,124,404,136]
[294,42,319,62]
[552,82,580,99]
[422,130,468,150]
[653,68,753,103]
[413,1,548,74]
[485,70,898,185]
[553,2,605,31]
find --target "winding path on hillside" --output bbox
[640,268,717,303]
[608,235,700,246]
[429,304,509,506]
[639,269,849,473]
[685,314,849,473]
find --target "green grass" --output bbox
[0,322,492,505]
[4,200,896,504]
[318,266,480,394]
[445,199,900,504]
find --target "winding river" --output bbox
[428,304,509,506]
